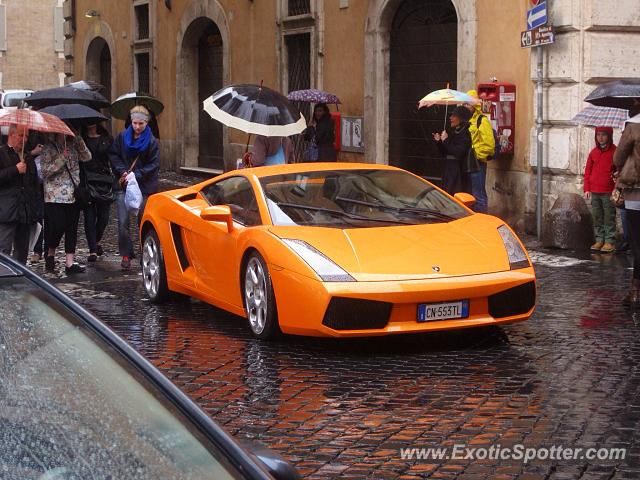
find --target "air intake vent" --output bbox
[176,193,198,202]
[489,281,536,318]
[322,297,392,330]
[170,223,190,271]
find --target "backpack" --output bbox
[476,115,500,160]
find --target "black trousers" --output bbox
[627,208,640,280]
[0,222,31,264]
[44,202,80,254]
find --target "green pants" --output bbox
[591,193,616,243]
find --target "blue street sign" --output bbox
[527,1,547,30]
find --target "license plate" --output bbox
[417,300,469,322]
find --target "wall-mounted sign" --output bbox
[340,116,364,153]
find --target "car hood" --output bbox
[269,215,514,281]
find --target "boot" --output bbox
[623,279,640,306]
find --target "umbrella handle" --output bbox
[443,104,449,131]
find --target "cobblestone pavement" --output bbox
[31,171,640,479]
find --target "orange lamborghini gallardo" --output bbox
[140,163,535,339]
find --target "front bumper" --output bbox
[272,267,536,337]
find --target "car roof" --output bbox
[237,162,400,179]
[0,253,286,479]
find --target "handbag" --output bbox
[306,138,319,162]
[462,146,480,174]
[611,185,625,208]
[85,170,115,203]
[65,163,91,209]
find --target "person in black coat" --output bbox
[432,106,473,195]
[303,103,337,161]
[81,123,114,262]
[0,125,39,264]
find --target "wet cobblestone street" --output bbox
[30,172,640,479]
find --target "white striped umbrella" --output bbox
[203,84,306,138]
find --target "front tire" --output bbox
[243,252,279,339]
[142,229,169,303]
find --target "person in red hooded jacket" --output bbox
[583,126,617,253]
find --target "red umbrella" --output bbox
[0,108,75,160]
[0,108,74,136]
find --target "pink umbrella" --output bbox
[0,108,75,160]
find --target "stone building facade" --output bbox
[0,0,65,90]
[526,1,640,231]
[62,0,639,231]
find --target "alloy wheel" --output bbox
[245,257,268,335]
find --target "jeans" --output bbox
[84,201,111,253]
[468,161,488,213]
[591,193,616,243]
[116,191,148,258]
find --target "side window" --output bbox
[201,177,261,226]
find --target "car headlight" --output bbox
[498,225,530,270]
[282,239,355,282]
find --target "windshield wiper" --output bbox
[276,202,412,224]
[334,196,455,221]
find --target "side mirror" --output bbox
[454,192,477,208]
[241,440,301,480]
[200,205,233,232]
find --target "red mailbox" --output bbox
[477,82,516,155]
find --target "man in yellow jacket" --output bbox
[464,89,495,213]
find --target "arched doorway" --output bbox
[389,0,458,179]
[364,0,476,169]
[85,37,112,101]
[179,18,224,170]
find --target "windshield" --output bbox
[260,169,469,228]
[3,92,31,107]
[0,277,238,480]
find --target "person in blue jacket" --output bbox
[109,105,159,270]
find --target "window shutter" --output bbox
[54,6,63,52]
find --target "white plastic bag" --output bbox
[124,171,143,214]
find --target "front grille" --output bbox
[322,297,392,330]
[488,281,536,318]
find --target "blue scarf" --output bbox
[123,125,152,158]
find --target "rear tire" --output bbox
[142,229,169,303]
[243,252,280,339]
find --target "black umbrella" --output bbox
[584,80,640,110]
[110,91,164,119]
[203,83,306,137]
[25,86,110,110]
[39,103,108,125]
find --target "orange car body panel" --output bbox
[141,163,536,337]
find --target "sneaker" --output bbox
[65,263,85,274]
[88,253,98,262]
[590,241,604,251]
[29,253,41,263]
[45,255,55,272]
[121,256,131,270]
[96,245,104,256]
[600,242,616,253]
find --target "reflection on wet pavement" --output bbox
[33,174,640,478]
